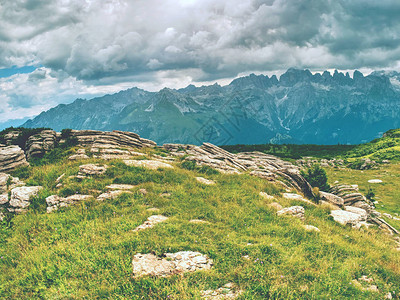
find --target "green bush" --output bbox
[301,164,330,191]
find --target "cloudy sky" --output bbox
[1,0,400,124]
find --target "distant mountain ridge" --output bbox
[23,68,400,145]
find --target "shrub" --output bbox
[366,189,375,200]
[301,164,330,191]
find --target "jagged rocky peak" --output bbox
[279,68,313,86]
[229,73,273,89]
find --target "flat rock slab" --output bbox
[9,186,43,209]
[68,154,89,160]
[330,210,363,226]
[344,206,368,221]
[124,160,173,170]
[368,179,383,184]
[133,215,168,232]
[283,193,304,200]
[46,194,94,213]
[320,191,344,206]
[277,206,305,220]
[196,177,216,185]
[189,219,211,224]
[106,184,136,190]
[201,283,242,299]
[259,192,274,200]
[97,190,132,201]
[132,251,212,278]
[79,164,108,176]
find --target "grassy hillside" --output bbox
[1,146,399,299]
[222,129,400,162]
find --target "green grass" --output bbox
[1,147,400,299]
[326,163,400,231]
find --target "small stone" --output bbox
[55,173,65,183]
[160,192,171,197]
[365,285,379,293]
[196,177,216,185]
[358,275,374,283]
[303,225,320,232]
[189,219,210,224]
[368,179,382,184]
[283,193,303,200]
[106,184,136,190]
[146,207,160,213]
[133,215,168,232]
[138,188,147,195]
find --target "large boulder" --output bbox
[25,130,57,160]
[9,186,43,210]
[0,146,29,173]
[320,191,344,207]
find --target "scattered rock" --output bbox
[132,251,212,278]
[196,177,216,185]
[123,159,173,170]
[46,194,94,213]
[133,215,168,232]
[267,202,283,211]
[9,186,43,210]
[365,285,379,293]
[0,146,29,173]
[106,184,136,190]
[259,192,274,200]
[78,164,108,176]
[277,206,305,220]
[160,192,171,197]
[55,173,65,183]
[303,225,320,232]
[368,179,383,184]
[97,190,131,201]
[146,207,160,213]
[200,283,242,299]
[358,275,374,283]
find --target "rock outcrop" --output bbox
[132,251,212,278]
[0,146,29,173]
[164,142,315,199]
[9,186,43,212]
[25,130,57,159]
[68,130,157,148]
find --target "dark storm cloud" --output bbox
[0,0,400,85]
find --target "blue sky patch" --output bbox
[0,66,37,78]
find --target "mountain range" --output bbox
[22,68,400,145]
